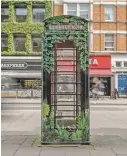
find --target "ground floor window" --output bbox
[90,76,111,96]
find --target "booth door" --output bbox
[51,48,81,121]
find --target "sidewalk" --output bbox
[2,135,127,156]
[90,98,127,105]
[2,98,127,105]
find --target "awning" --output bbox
[89,69,113,76]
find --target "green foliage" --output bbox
[1,0,52,56]
[70,130,82,141]
[55,124,70,141]
[49,108,54,129]
[42,103,50,117]
[77,112,87,130]
[42,16,89,72]
[41,111,89,143]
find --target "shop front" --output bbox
[1,58,41,98]
[111,54,127,96]
[89,56,113,96]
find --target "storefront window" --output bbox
[21,79,41,89]
[90,77,111,96]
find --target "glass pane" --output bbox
[1,15,9,22]
[16,15,27,22]
[1,35,8,51]
[1,8,9,15]
[105,7,114,21]
[56,84,76,93]
[105,14,114,21]
[105,35,114,41]
[116,61,122,67]
[56,95,76,101]
[16,8,27,15]
[33,8,45,22]
[67,4,77,10]
[124,62,127,67]
[57,75,76,83]
[79,4,89,11]
[57,65,76,72]
[105,42,114,47]
[80,11,89,19]
[67,11,77,16]
[32,37,42,52]
[14,36,26,51]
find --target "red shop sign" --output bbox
[89,56,111,69]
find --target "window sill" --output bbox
[104,20,114,22]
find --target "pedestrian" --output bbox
[113,88,119,99]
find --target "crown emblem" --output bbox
[63,18,69,23]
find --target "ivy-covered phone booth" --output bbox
[41,15,89,144]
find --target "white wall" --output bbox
[111,54,127,72]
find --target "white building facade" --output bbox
[111,54,127,96]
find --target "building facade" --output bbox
[1,0,127,98]
[1,0,52,98]
[53,0,127,96]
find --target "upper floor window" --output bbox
[79,4,89,20]
[1,4,9,22]
[104,6,114,21]
[15,5,27,22]
[116,61,122,67]
[105,34,114,51]
[1,34,8,51]
[66,3,90,20]
[32,4,45,22]
[67,4,77,16]
[14,34,26,51]
[32,35,42,52]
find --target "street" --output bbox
[1,102,127,156]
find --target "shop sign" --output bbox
[1,62,28,69]
[89,56,111,69]
[48,25,83,30]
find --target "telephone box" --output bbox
[41,15,90,144]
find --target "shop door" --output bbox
[118,75,127,95]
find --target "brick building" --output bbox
[53,0,127,96]
[1,0,52,98]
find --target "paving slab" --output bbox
[4,136,27,145]
[117,155,127,156]
[112,148,127,155]
[90,148,116,156]
[65,147,91,156]
[1,135,11,142]
[92,135,127,148]
[21,136,36,147]
[40,147,65,156]
[13,147,42,156]
[1,144,20,156]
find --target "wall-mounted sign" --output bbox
[48,25,83,30]
[89,56,111,69]
[1,62,28,69]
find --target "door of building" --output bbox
[118,75,127,95]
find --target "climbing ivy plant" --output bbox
[42,15,89,72]
[1,0,52,56]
